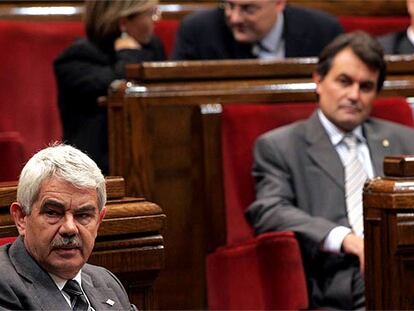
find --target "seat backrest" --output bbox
[222,102,317,244]
[0,20,84,161]
[0,131,25,182]
[222,96,414,245]
[154,19,180,57]
[339,16,410,36]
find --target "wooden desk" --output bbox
[364,156,414,309]
[0,176,166,310]
[0,1,407,20]
[107,56,414,309]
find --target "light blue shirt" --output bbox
[252,12,285,59]
[317,110,373,252]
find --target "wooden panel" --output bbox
[0,1,407,20]
[126,55,414,83]
[364,156,414,309]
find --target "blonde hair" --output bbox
[85,0,158,48]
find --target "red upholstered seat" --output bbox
[0,237,17,246]
[339,16,410,36]
[154,19,180,57]
[0,131,25,182]
[0,19,177,170]
[207,96,414,310]
[0,21,84,161]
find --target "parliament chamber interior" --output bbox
[1,0,414,309]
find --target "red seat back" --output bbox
[154,19,180,57]
[0,132,25,182]
[339,16,410,36]
[221,96,414,245]
[0,237,17,246]
[0,21,84,161]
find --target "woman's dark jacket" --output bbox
[54,36,165,173]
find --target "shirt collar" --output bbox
[49,270,83,291]
[317,109,365,145]
[259,11,284,53]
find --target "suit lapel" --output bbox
[10,237,71,311]
[364,119,394,176]
[283,6,310,57]
[305,112,345,189]
[82,270,121,310]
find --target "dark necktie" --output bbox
[63,279,89,311]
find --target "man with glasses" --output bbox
[172,0,343,60]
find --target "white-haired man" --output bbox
[0,144,136,310]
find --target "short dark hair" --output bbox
[315,31,386,92]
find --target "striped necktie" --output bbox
[343,135,367,237]
[63,279,89,311]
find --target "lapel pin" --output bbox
[382,139,390,148]
[105,299,115,306]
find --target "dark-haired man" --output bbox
[246,31,414,309]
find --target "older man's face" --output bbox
[223,0,285,43]
[12,177,105,279]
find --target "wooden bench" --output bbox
[107,56,414,309]
[364,156,414,309]
[0,176,166,310]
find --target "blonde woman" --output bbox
[54,0,164,174]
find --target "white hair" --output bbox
[17,144,106,214]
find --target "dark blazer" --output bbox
[246,111,414,308]
[54,37,165,174]
[0,237,135,310]
[172,5,343,60]
[378,30,414,54]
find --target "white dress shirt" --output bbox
[317,110,374,253]
[252,12,285,59]
[49,270,95,311]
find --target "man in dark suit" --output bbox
[246,31,414,309]
[378,0,414,54]
[172,0,343,60]
[0,144,136,310]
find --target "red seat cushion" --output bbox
[207,231,308,310]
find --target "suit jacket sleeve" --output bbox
[246,131,339,246]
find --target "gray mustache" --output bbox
[51,235,82,249]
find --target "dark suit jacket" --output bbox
[172,5,343,60]
[378,30,414,54]
[246,111,414,308]
[0,237,135,310]
[54,37,165,174]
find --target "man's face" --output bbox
[12,177,105,279]
[314,48,379,132]
[224,0,285,43]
